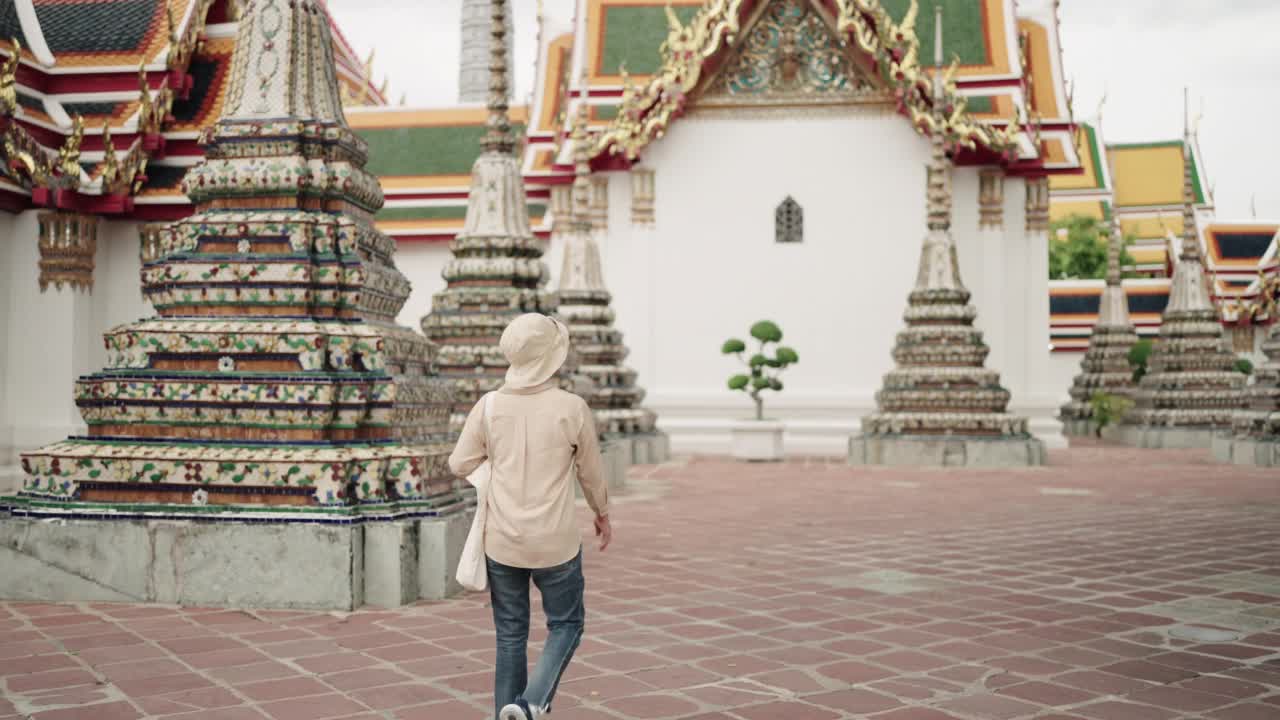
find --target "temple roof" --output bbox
[347,105,550,243]
[1049,278,1170,351]
[579,0,1069,168]
[0,0,386,217]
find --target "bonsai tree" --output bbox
[722,320,799,421]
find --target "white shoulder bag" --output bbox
[456,392,496,593]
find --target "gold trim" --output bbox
[593,0,1023,161]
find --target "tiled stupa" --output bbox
[420,0,585,430]
[1215,324,1280,465]
[1116,115,1245,449]
[556,103,667,463]
[18,0,456,508]
[1059,218,1139,436]
[850,9,1043,467]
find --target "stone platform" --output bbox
[1060,418,1096,438]
[1212,434,1280,467]
[1109,424,1219,450]
[849,434,1046,467]
[0,503,471,611]
[608,432,672,466]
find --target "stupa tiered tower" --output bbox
[1115,98,1245,449]
[420,0,562,430]
[849,7,1043,467]
[1059,218,1139,436]
[19,0,453,508]
[1214,324,1280,465]
[556,103,668,464]
[5,0,466,609]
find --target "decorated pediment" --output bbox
[697,0,882,106]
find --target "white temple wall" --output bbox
[0,211,13,471]
[395,241,452,328]
[597,111,1065,455]
[605,110,933,455]
[0,215,154,481]
[1,211,95,472]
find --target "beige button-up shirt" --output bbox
[448,381,609,569]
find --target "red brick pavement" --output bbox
[1,444,1278,720]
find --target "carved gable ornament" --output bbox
[698,0,881,106]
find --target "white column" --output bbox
[977,168,1009,380]
[1017,176,1067,448]
[1,210,100,467]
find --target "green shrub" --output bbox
[1089,392,1133,437]
[722,320,798,420]
[1128,339,1153,382]
[1234,357,1254,376]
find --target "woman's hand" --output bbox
[594,514,612,551]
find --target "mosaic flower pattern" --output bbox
[19,0,457,509]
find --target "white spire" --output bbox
[460,0,513,103]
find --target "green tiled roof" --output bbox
[882,0,989,67]
[361,123,527,177]
[599,5,699,76]
[35,0,157,54]
[965,95,993,113]
[596,1,988,79]
[377,203,547,222]
[0,4,29,51]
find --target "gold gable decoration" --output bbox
[834,0,1021,154]
[700,0,877,104]
[594,0,1022,161]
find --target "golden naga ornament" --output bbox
[57,115,84,181]
[594,0,1025,161]
[593,0,747,160]
[0,37,19,115]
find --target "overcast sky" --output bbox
[328,0,1280,219]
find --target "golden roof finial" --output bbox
[481,0,515,154]
[1,37,21,115]
[58,115,84,180]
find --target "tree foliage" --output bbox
[1088,392,1132,438]
[723,320,798,421]
[1128,339,1153,382]
[1049,215,1137,280]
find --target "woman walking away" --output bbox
[449,313,613,720]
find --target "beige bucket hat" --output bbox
[499,313,569,390]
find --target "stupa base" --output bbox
[1211,435,1280,467]
[849,434,1046,468]
[1060,418,1098,438]
[0,500,471,610]
[578,439,630,498]
[607,432,671,465]
[1110,424,1219,450]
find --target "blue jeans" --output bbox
[487,549,585,718]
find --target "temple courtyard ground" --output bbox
[0,443,1277,720]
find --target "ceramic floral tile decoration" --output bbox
[19,0,456,511]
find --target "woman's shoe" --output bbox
[499,700,546,719]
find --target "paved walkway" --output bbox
[1,444,1278,720]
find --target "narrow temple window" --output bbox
[775,196,803,243]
